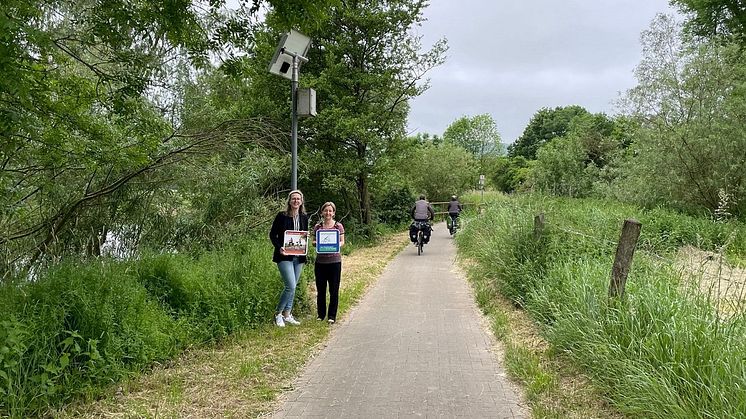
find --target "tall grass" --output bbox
[0,236,290,418]
[457,193,746,418]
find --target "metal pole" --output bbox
[290,55,299,190]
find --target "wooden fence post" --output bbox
[534,213,545,240]
[609,219,642,298]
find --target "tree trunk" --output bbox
[86,223,108,257]
[355,141,372,227]
[357,173,372,226]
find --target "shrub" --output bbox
[0,234,293,417]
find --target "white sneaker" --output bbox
[283,315,301,326]
[275,314,285,327]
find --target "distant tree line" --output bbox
[476,3,746,221]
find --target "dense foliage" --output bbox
[397,141,477,202]
[0,237,283,417]
[616,14,746,218]
[507,105,590,160]
[671,0,746,41]
[442,114,502,159]
[0,0,335,278]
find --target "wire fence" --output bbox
[430,201,485,216]
[532,212,746,315]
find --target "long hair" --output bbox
[284,189,306,216]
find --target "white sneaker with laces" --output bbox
[275,314,285,327]
[283,315,301,326]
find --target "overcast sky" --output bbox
[406,0,680,143]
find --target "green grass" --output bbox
[0,235,286,418]
[46,230,410,418]
[504,343,556,400]
[457,192,746,418]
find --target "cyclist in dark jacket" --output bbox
[447,195,462,232]
[448,195,462,217]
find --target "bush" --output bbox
[374,186,414,226]
[0,234,295,418]
[0,261,179,417]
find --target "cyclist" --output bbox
[447,195,462,233]
[409,194,435,244]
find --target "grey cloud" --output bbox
[408,0,678,142]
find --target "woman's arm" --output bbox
[269,213,284,249]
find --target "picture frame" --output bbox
[283,230,308,256]
[315,229,340,254]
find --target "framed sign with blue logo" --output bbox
[315,229,340,254]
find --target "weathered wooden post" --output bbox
[609,219,642,298]
[534,213,545,240]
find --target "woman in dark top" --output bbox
[311,202,345,324]
[268,190,309,327]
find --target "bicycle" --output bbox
[447,214,459,235]
[412,221,429,255]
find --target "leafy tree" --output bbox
[442,114,502,191]
[0,0,333,276]
[569,113,620,168]
[373,185,415,226]
[412,132,442,146]
[442,114,503,159]
[1,0,213,273]
[290,0,448,229]
[618,14,746,217]
[489,156,531,193]
[531,113,623,198]
[532,136,595,197]
[670,0,746,42]
[399,142,477,202]
[507,105,589,160]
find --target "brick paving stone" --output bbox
[273,223,527,418]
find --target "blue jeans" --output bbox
[276,258,304,313]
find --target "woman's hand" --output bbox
[279,247,287,256]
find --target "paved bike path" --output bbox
[273,223,527,418]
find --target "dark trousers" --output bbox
[315,262,342,320]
